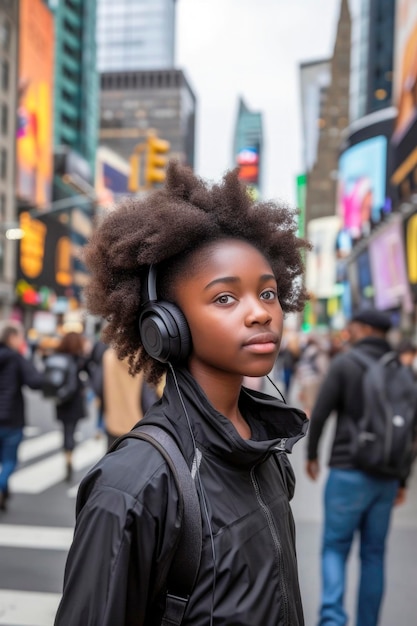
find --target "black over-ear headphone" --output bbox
[139,264,191,363]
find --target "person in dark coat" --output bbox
[53,332,87,481]
[0,321,43,510]
[54,162,310,625]
[306,309,413,626]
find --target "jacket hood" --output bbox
[141,367,308,469]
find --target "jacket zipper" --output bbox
[250,465,289,625]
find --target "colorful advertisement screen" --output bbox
[17,0,54,206]
[237,147,259,184]
[305,215,341,299]
[393,0,417,142]
[368,219,413,312]
[337,136,387,240]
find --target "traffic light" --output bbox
[128,153,140,192]
[145,133,170,187]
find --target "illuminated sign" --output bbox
[17,0,54,206]
[17,212,73,297]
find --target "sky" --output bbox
[176,0,341,205]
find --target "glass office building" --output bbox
[97,0,176,71]
[349,0,396,122]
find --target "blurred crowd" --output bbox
[0,319,163,510]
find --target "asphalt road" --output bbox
[0,386,415,625]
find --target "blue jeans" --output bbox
[0,427,24,493]
[319,469,398,626]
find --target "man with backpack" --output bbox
[306,308,417,626]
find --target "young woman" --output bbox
[55,163,310,626]
[52,331,88,481]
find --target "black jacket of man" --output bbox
[307,336,392,467]
[54,367,308,626]
[0,342,44,428]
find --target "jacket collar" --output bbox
[353,336,391,359]
[147,367,308,469]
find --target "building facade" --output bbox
[349,0,396,123]
[48,0,98,174]
[299,58,331,173]
[304,0,351,225]
[99,68,196,169]
[0,0,18,313]
[97,0,177,72]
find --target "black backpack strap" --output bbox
[108,424,202,626]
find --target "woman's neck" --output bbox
[188,364,252,439]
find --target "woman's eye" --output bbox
[215,294,234,304]
[260,289,277,301]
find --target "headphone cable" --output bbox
[168,364,216,626]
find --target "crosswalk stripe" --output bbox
[18,431,62,463]
[0,589,61,625]
[0,525,73,550]
[10,438,107,494]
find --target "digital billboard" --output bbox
[392,0,417,143]
[236,146,260,198]
[404,210,417,298]
[17,0,54,206]
[305,216,341,299]
[337,136,388,240]
[368,219,413,312]
[95,146,130,208]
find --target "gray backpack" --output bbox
[349,350,417,480]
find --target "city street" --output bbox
[0,387,416,625]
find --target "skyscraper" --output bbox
[48,0,98,173]
[0,0,18,314]
[349,0,396,122]
[97,0,177,72]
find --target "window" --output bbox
[0,149,7,179]
[1,104,8,135]
[0,20,10,51]
[1,61,9,91]
[0,193,5,221]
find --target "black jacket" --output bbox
[55,368,308,626]
[0,343,44,428]
[55,355,87,425]
[307,337,392,467]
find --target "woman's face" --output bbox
[173,239,283,381]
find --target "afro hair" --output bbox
[84,161,311,383]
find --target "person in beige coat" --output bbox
[102,348,145,447]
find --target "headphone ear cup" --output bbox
[139,301,191,363]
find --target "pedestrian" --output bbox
[54,161,310,625]
[306,309,417,626]
[52,331,88,482]
[295,334,329,418]
[102,346,161,448]
[0,321,43,510]
[396,338,416,370]
[86,338,108,438]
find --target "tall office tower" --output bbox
[97,0,177,72]
[0,0,18,314]
[47,0,98,174]
[299,59,332,173]
[349,0,396,122]
[100,68,196,170]
[304,0,351,225]
[232,98,263,199]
